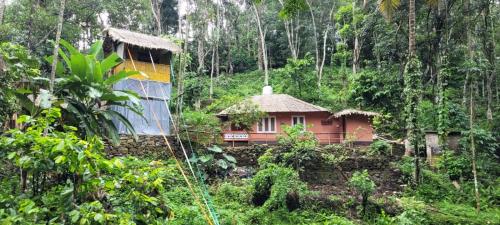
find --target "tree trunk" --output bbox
[469,82,481,212]
[151,0,162,35]
[252,3,269,86]
[408,0,416,56]
[209,46,215,99]
[305,0,321,85]
[318,28,329,88]
[0,0,5,25]
[49,0,66,93]
[352,1,360,74]
[197,38,205,74]
[278,0,299,60]
[481,2,495,126]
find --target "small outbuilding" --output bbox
[218,86,379,145]
[103,27,181,135]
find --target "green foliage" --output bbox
[369,140,392,156]
[395,197,429,225]
[0,42,40,128]
[460,127,498,158]
[274,56,316,99]
[181,110,221,146]
[191,145,237,180]
[276,125,319,173]
[436,151,471,181]
[0,108,189,224]
[225,100,266,130]
[403,56,423,147]
[251,163,307,211]
[349,170,376,216]
[50,40,142,145]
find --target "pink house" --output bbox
[218,87,379,145]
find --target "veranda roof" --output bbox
[103,27,182,53]
[218,94,328,115]
[331,109,380,118]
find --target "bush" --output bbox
[276,125,319,174]
[181,110,222,146]
[191,145,237,180]
[369,140,392,156]
[251,164,308,211]
[349,170,376,216]
[0,108,181,224]
[436,151,471,181]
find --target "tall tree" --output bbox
[49,0,66,93]
[151,0,162,35]
[252,1,269,86]
[0,0,5,25]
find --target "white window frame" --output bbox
[291,115,306,130]
[257,116,277,133]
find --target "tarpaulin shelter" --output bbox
[103,27,181,135]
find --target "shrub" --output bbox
[276,125,319,174]
[349,170,376,216]
[191,145,237,180]
[369,140,392,156]
[251,164,308,211]
[436,151,471,181]
[181,110,222,146]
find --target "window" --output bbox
[291,115,306,130]
[257,117,276,133]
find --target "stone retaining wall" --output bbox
[105,134,179,158]
[107,136,404,190]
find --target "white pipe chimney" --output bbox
[262,86,273,95]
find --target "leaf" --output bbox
[54,155,66,164]
[69,210,80,223]
[216,159,228,169]
[101,53,122,75]
[112,159,124,169]
[104,70,139,86]
[70,53,87,79]
[94,213,104,223]
[45,55,65,75]
[223,153,237,163]
[199,155,214,163]
[88,40,104,59]
[208,145,223,153]
[88,87,103,98]
[59,39,79,55]
[7,152,16,160]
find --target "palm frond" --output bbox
[377,0,401,21]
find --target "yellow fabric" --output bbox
[115,59,171,83]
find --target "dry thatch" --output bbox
[218,94,328,115]
[104,27,181,53]
[332,109,380,118]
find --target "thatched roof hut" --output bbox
[103,27,181,53]
[331,109,380,118]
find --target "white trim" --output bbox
[257,116,277,133]
[291,115,306,130]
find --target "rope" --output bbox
[126,48,215,225]
[167,60,221,225]
[151,51,220,225]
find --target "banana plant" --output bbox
[52,40,143,144]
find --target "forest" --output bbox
[0,0,499,224]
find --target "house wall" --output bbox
[344,115,374,142]
[224,112,342,144]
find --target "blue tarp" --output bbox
[112,79,171,135]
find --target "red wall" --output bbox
[222,112,374,144]
[344,115,374,142]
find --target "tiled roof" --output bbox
[219,94,328,115]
